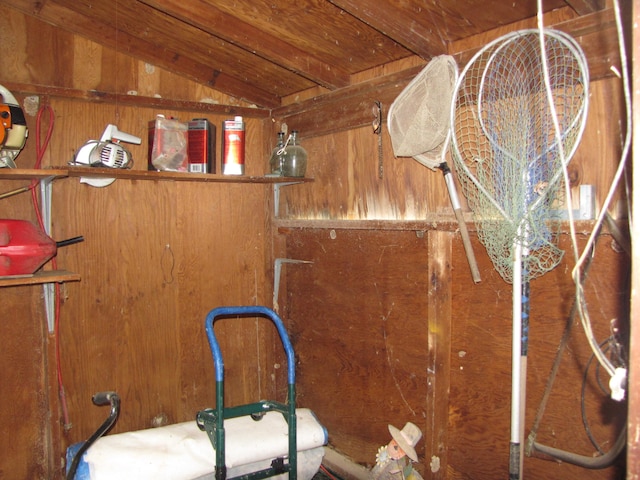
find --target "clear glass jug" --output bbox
[281,130,307,177]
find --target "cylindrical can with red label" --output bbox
[222,116,245,175]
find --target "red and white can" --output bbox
[222,116,245,175]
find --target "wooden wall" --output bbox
[1,5,632,480]
[0,104,282,479]
[279,227,628,479]
[0,11,284,479]
[274,67,629,480]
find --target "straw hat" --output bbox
[388,422,422,462]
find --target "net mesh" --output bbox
[387,55,457,169]
[451,29,588,283]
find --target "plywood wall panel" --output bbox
[52,178,275,440]
[281,225,628,478]
[449,233,628,479]
[0,286,52,479]
[1,92,275,477]
[278,75,625,227]
[277,127,451,221]
[282,228,431,470]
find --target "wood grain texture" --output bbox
[448,233,628,479]
[281,228,431,470]
[275,74,624,225]
[0,96,279,476]
[281,226,628,479]
[0,286,52,479]
[628,0,640,476]
[426,231,452,479]
[0,8,258,108]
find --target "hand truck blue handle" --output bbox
[205,306,296,385]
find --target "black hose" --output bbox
[56,236,84,248]
[66,392,120,480]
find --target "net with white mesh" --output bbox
[387,55,457,170]
[450,29,589,284]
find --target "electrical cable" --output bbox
[580,338,627,455]
[537,0,631,393]
[530,426,626,470]
[27,103,72,430]
[525,218,627,467]
[319,464,342,480]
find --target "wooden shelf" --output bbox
[64,166,313,184]
[0,168,69,181]
[1,166,313,184]
[0,167,312,287]
[0,270,81,287]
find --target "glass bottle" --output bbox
[281,130,308,178]
[269,132,286,175]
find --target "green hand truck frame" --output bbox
[196,306,298,480]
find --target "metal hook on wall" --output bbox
[372,100,383,179]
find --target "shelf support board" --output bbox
[40,177,56,333]
[273,181,303,217]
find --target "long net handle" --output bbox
[442,163,481,283]
[454,207,481,283]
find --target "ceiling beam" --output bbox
[326,0,449,59]
[275,7,621,139]
[2,82,270,118]
[564,0,606,15]
[139,0,351,90]
[6,0,281,108]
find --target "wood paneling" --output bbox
[0,97,278,477]
[281,226,628,479]
[0,286,52,479]
[0,7,253,108]
[1,4,632,479]
[275,75,624,224]
[281,228,431,470]
[425,231,452,479]
[628,0,640,474]
[3,0,611,107]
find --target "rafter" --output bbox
[6,0,281,107]
[139,0,351,90]
[564,0,606,15]
[326,0,449,59]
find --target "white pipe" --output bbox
[510,241,523,479]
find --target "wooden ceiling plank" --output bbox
[6,0,281,107]
[564,0,606,15]
[2,81,271,118]
[326,0,448,59]
[275,7,621,139]
[139,0,351,90]
[47,0,303,96]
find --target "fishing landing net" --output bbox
[449,28,589,479]
[451,29,589,284]
[388,55,481,283]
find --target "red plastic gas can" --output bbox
[0,219,57,276]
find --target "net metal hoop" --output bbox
[449,28,589,283]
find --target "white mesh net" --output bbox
[387,55,457,169]
[450,29,589,283]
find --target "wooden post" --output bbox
[627,0,640,475]
[426,231,452,479]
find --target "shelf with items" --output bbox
[0,168,78,297]
[63,166,313,184]
[0,166,314,185]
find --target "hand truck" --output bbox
[196,306,298,480]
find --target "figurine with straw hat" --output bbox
[370,422,424,480]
